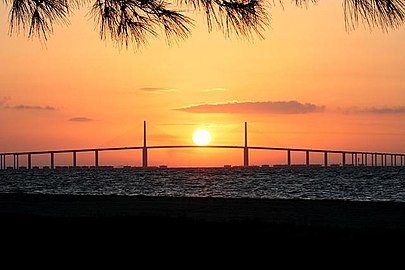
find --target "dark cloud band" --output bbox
[176,101,325,114]
[13,105,56,111]
[68,117,93,122]
[345,106,405,114]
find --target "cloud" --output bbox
[68,117,94,122]
[12,105,56,111]
[139,87,177,93]
[0,98,57,111]
[345,106,405,114]
[202,88,227,92]
[175,100,325,114]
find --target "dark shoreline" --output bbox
[1,193,405,243]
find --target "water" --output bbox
[0,167,404,202]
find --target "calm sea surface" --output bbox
[0,167,404,202]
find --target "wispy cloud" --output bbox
[139,87,177,93]
[12,105,56,111]
[175,100,325,114]
[68,117,94,122]
[0,97,56,111]
[345,106,405,114]
[202,88,227,92]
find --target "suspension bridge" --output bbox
[0,121,404,169]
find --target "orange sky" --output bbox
[0,2,404,167]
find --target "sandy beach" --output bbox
[1,193,405,244]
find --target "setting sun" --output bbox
[192,130,211,146]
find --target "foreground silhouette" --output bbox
[3,0,405,47]
[1,193,405,242]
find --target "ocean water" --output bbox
[0,167,404,202]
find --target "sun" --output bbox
[192,129,211,146]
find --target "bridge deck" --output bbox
[1,120,404,168]
[0,145,403,156]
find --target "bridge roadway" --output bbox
[1,121,404,169]
[1,144,404,169]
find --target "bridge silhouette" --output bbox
[0,121,404,169]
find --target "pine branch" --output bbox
[9,0,70,40]
[3,0,405,47]
[344,0,405,31]
[90,0,193,47]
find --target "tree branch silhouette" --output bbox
[344,0,405,31]
[3,0,405,47]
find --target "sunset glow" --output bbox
[0,2,404,167]
[192,130,211,146]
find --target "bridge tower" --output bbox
[142,120,148,168]
[244,122,249,167]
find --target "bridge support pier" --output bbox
[95,150,99,167]
[324,152,328,167]
[0,155,3,170]
[306,151,310,167]
[73,152,77,167]
[14,154,19,169]
[51,153,55,169]
[28,154,31,169]
[365,154,368,166]
[342,153,346,167]
[287,150,291,166]
[142,148,148,168]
